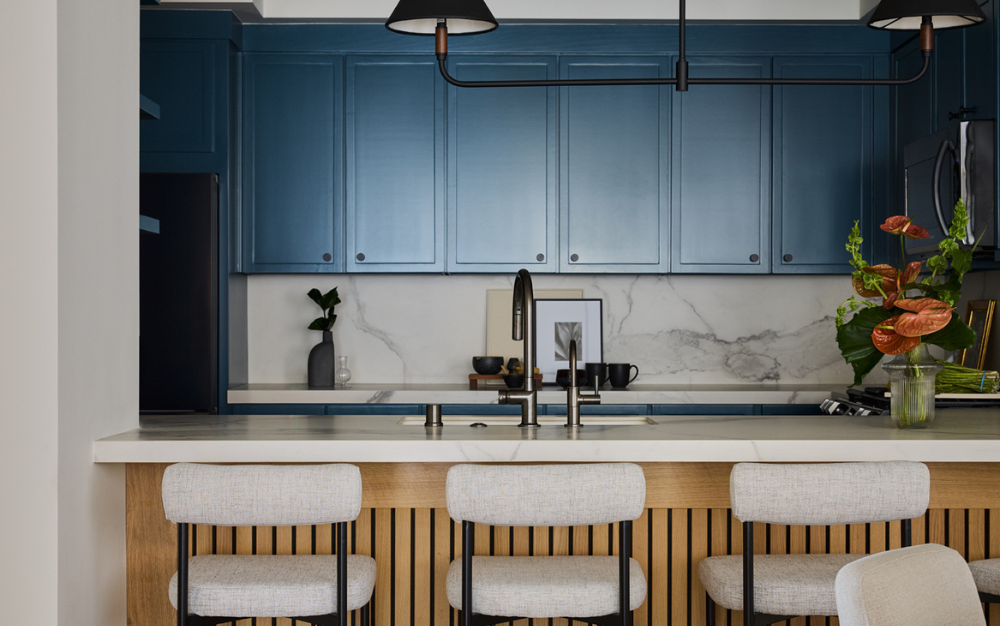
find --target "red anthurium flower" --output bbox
[881,216,930,240]
[893,298,954,337]
[872,316,922,355]
[900,260,922,285]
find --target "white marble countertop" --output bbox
[227,383,843,405]
[95,409,1000,463]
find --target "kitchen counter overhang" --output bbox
[96,409,1000,464]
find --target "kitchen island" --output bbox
[105,410,1000,626]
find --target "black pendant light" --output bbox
[386,0,986,91]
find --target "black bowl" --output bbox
[503,373,525,388]
[473,356,504,375]
[554,368,586,389]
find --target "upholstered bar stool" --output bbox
[967,558,1000,604]
[698,461,930,626]
[445,463,647,626]
[161,463,376,626]
[835,543,986,626]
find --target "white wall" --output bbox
[56,0,139,623]
[248,274,861,386]
[0,2,61,622]
[0,1,138,624]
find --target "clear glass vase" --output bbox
[335,355,352,388]
[882,343,943,429]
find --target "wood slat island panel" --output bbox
[128,463,1000,626]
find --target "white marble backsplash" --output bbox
[246,273,872,386]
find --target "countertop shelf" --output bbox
[227,382,844,406]
[95,408,1000,463]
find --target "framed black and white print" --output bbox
[534,299,603,383]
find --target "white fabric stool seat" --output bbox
[446,555,646,618]
[969,558,1000,596]
[168,554,377,617]
[699,553,864,615]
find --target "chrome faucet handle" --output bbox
[566,340,600,428]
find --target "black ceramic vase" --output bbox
[307,330,336,388]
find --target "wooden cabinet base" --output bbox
[128,462,1000,626]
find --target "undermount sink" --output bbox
[397,415,655,426]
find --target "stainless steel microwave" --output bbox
[903,120,995,255]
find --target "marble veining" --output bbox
[247,274,869,387]
[95,409,1000,463]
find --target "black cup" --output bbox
[608,363,639,388]
[584,362,608,388]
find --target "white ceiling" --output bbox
[160,0,882,22]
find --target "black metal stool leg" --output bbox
[361,602,370,626]
[707,594,715,626]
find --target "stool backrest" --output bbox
[161,463,362,526]
[446,463,645,526]
[835,543,986,626]
[730,461,929,525]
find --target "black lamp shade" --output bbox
[868,0,987,29]
[386,0,499,35]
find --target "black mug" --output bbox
[584,362,608,388]
[608,363,639,388]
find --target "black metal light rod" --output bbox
[433,0,934,90]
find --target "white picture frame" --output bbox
[534,299,603,383]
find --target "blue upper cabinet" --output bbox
[773,57,874,273]
[242,54,343,273]
[447,56,558,273]
[963,0,995,123]
[560,57,671,273]
[671,56,771,273]
[140,39,218,156]
[346,56,445,272]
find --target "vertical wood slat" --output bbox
[128,464,1000,626]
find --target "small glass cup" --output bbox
[335,355,352,388]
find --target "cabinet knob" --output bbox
[749,254,759,262]
[783,253,793,262]
[322,253,332,262]
[357,253,365,262]
[570,253,579,262]
[949,107,976,120]
[537,253,544,262]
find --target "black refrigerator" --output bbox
[140,173,219,414]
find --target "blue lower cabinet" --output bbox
[346,56,445,272]
[327,404,423,415]
[758,404,823,415]
[447,56,558,273]
[671,56,771,273]
[772,56,874,274]
[242,54,343,272]
[560,57,671,273]
[441,404,529,415]
[239,404,326,415]
[651,404,755,415]
[546,404,650,416]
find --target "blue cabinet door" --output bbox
[935,28,965,131]
[140,40,217,154]
[447,56,558,273]
[559,57,671,273]
[963,0,995,122]
[891,40,935,216]
[773,56,874,274]
[242,54,343,273]
[346,56,444,272]
[671,56,771,273]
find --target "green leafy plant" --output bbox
[308,287,341,332]
[835,204,977,386]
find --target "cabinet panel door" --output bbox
[773,57,873,273]
[242,54,343,272]
[892,40,935,215]
[964,0,996,121]
[671,56,771,273]
[141,40,216,154]
[346,56,444,272]
[560,57,671,273]
[935,28,965,130]
[448,56,558,273]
